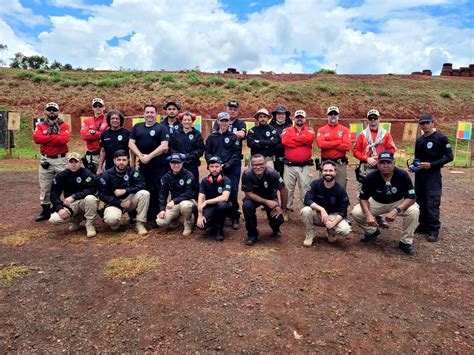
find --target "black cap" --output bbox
[378,151,394,162]
[169,153,184,163]
[227,100,239,108]
[207,156,222,165]
[164,101,181,110]
[272,105,290,116]
[418,114,433,124]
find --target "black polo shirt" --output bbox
[304,179,349,218]
[130,122,169,155]
[199,175,232,199]
[414,131,453,172]
[100,127,130,169]
[360,167,416,204]
[241,167,285,200]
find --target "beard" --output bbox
[323,174,335,182]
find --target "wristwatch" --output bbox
[395,207,402,214]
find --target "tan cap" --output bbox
[46,102,59,110]
[67,152,81,161]
[327,106,340,114]
[294,109,306,118]
[367,109,380,118]
[92,98,104,106]
[254,108,270,119]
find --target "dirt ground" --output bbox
[0,161,473,352]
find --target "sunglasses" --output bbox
[46,108,58,112]
[93,104,103,108]
[367,116,379,121]
[328,113,338,116]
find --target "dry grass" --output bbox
[310,269,343,279]
[2,229,42,247]
[65,230,148,245]
[0,264,31,286]
[104,254,161,279]
[208,282,226,292]
[237,247,279,260]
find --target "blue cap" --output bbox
[169,153,184,163]
[217,112,230,121]
[418,114,433,124]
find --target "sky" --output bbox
[0,0,473,74]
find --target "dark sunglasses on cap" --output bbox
[367,115,379,121]
[46,107,58,112]
[93,103,103,108]
[328,112,338,116]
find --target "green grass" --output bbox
[97,78,121,87]
[225,79,237,88]
[161,73,176,83]
[206,76,226,85]
[440,90,454,99]
[0,264,31,286]
[187,72,200,85]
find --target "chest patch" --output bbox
[118,135,123,141]
[224,137,230,144]
[124,175,129,181]
[338,131,343,137]
[189,134,194,140]
[266,131,270,137]
[427,142,433,149]
[150,130,156,137]
[217,186,223,193]
[76,177,82,183]
[263,181,268,189]
[179,179,184,186]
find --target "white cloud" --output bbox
[1,0,472,73]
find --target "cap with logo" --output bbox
[227,100,239,108]
[367,109,380,118]
[327,106,340,115]
[254,108,270,119]
[67,152,81,162]
[169,153,184,163]
[272,105,290,116]
[418,114,433,124]
[217,112,230,121]
[378,151,394,162]
[207,156,222,165]
[294,109,307,118]
[46,102,59,111]
[92,98,104,107]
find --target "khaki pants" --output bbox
[320,161,347,189]
[350,198,420,244]
[357,162,377,193]
[156,200,196,226]
[39,156,67,205]
[283,165,311,210]
[300,206,351,240]
[104,190,150,227]
[49,195,98,224]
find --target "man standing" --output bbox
[33,102,70,222]
[270,105,292,177]
[281,109,315,220]
[97,110,130,174]
[196,157,232,241]
[241,154,288,245]
[301,160,351,247]
[49,152,98,237]
[129,104,169,220]
[161,101,182,135]
[352,109,396,228]
[316,106,351,188]
[99,150,150,235]
[351,152,420,255]
[247,108,280,169]
[205,112,242,229]
[156,153,196,236]
[413,114,453,242]
[169,111,205,197]
[80,98,108,172]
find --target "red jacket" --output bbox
[34,120,70,156]
[80,114,108,152]
[316,124,351,159]
[353,127,396,162]
[281,125,315,163]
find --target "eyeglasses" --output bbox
[367,116,379,121]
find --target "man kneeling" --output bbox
[156,153,196,236]
[301,160,351,246]
[196,156,232,241]
[98,150,149,235]
[49,152,98,237]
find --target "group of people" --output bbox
[33,98,453,255]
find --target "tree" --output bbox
[26,55,49,69]
[63,63,73,70]
[50,60,63,70]
[10,52,27,68]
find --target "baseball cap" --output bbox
[294,109,306,118]
[327,106,340,115]
[378,151,394,162]
[207,156,222,165]
[45,102,59,111]
[164,101,180,110]
[418,114,433,124]
[67,152,81,162]
[254,108,270,119]
[217,112,230,121]
[169,153,184,163]
[367,109,380,118]
[272,105,290,115]
[227,100,239,108]
[92,98,104,107]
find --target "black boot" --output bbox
[35,204,51,222]
[214,226,225,241]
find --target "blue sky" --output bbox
[1,0,473,73]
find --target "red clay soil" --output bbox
[0,163,473,352]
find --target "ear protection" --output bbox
[207,174,223,184]
[178,112,197,121]
[163,102,181,110]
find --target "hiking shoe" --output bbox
[183,222,193,236]
[68,222,81,232]
[376,216,389,229]
[245,235,257,246]
[231,218,241,230]
[136,222,148,235]
[85,221,96,238]
[303,233,314,247]
[327,234,337,243]
[399,241,416,255]
[214,230,225,241]
[360,228,380,242]
[169,219,180,229]
[272,229,282,239]
[427,234,439,242]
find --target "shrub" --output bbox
[97,78,121,87]
[187,72,200,85]
[225,79,237,88]
[207,76,225,85]
[440,91,453,99]
[161,73,176,83]
[315,68,336,74]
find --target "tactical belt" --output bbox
[42,153,66,159]
[284,159,314,167]
[322,156,348,164]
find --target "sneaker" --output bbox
[399,241,416,255]
[183,222,193,237]
[68,222,81,232]
[272,229,282,239]
[231,218,241,230]
[245,235,257,245]
[303,233,314,247]
[85,221,96,238]
[427,234,439,242]
[360,228,380,242]
[136,222,148,235]
[376,216,389,229]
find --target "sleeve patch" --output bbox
[408,189,415,194]
[133,172,139,178]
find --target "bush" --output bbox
[207,76,225,85]
[144,75,160,85]
[315,68,336,74]
[440,91,453,99]
[161,73,176,83]
[97,78,121,87]
[225,79,237,88]
[187,72,200,85]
